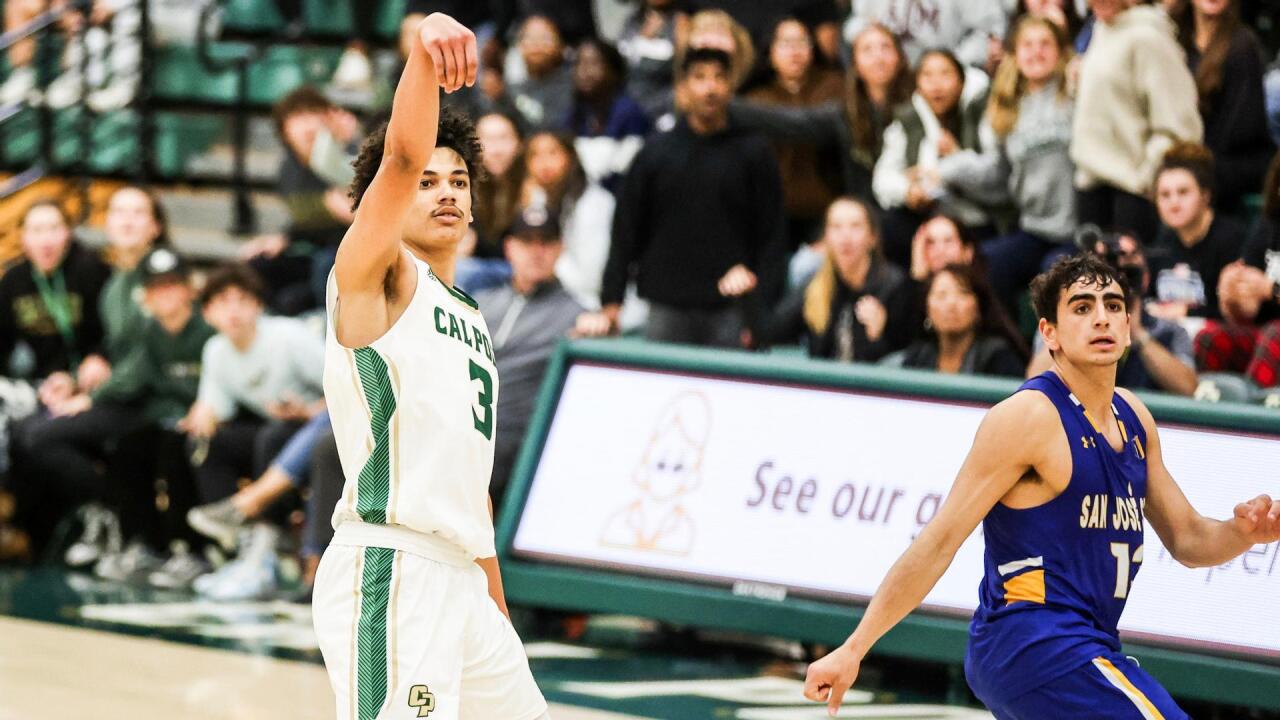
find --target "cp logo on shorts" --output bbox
[408,685,436,717]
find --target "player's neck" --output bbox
[1051,359,1116,419]
[405,242,458,287]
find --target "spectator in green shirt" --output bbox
[82,185,170,394]
[12,248,215,577]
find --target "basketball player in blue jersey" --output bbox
[311,13,550,720]
[804,255,1280,719]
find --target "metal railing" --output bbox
[194,0,259,235]
[0,0,154,206]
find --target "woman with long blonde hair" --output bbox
[938,14,1077,314]
[770,197,912,362]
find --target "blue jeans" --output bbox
[273,411,332,486]
[981,230,1076,315]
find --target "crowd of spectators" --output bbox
[4,0,1280,599]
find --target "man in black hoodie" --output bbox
[590,48,787,348]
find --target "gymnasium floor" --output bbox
[0,567,993,720]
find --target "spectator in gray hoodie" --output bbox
[940,15,1078,314]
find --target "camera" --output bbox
[1073,224,1145,295]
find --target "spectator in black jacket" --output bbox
[589,48,787,348]
[1149,142,1246,321]
[770,197,913,361]
[1173,0,1274,212]
[0,199,110,389]
[897,263,1028,377]
[1195,151,1280,388]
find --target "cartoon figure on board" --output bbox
[600,391,711,555]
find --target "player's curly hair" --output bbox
[349,106,486,210]
[1030,254,1131,324]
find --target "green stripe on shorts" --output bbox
[356,546,395,720]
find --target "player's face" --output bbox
[203,286,262,343]
[20,205,71,275]
[1044,278,1130,366]
[1155,168,1210,233]
[404,147,473,251]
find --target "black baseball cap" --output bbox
[508,205,562,241]
[138,247,188,286]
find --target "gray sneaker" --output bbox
[147,542,211,590]
[65,505,122,569]
[94,540,164,583]
[187,499,247,552]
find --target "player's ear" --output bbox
[1038,317,1059,352]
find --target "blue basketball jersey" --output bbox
[966,372,1150,704]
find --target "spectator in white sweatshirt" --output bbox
[1071,0,1202,247]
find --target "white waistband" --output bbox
[332,522,475,568]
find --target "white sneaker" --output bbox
[0,67,36,107]
[86,76,139,113]
[43,70,87,110]
[329,47,373,91]
[193,524,281,601]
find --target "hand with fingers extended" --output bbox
[804,643,862,717]
[1232,494,1280,545]
[417,13,479,93]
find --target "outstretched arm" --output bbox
[1122,389,1280,568]
[334,14,477,301]
[805,391,1053,715]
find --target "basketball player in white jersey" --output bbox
[311,13,550,720]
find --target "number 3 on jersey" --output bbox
[469,360,494,440]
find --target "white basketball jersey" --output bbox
[324,254,499,559]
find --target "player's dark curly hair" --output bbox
[349,106,486,210]
[1030,253,1131,324]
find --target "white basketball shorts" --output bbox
[312,523,548,720]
